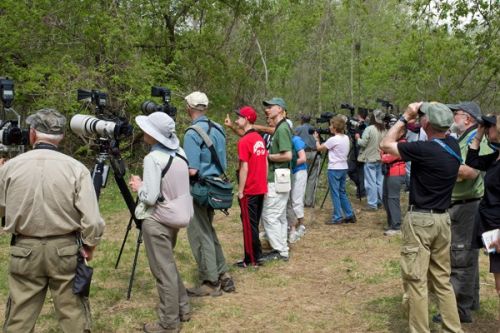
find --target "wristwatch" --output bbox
[399,116,408,125]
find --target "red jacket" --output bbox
[381,139,406,177]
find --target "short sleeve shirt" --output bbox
[398,137,460,210]
[268,119,292,182]
[324,134,350,170]
[292,136,307,174]
[238,130,268,195]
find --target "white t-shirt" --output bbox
[324,134,350,170]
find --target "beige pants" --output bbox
[400,211,463,333]
[3,235,91,333]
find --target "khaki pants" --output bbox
[400,211,463,333]
[142,219,190,328]
[3,235,91,333]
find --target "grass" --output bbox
[0,178,498,332]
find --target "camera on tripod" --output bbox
[70,89,133,140]
[0,77,29,151]
[376,98,394,111]
[141,86,177,120]
[308,112,335,135]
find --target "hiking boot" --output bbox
[259,250,289,262]
[344,215,357,223]
[219,272,236,293]
[143,322,180,333]
[384,229,401,236]
[361,206,378,212]
[187,281,222,297]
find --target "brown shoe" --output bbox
[187,281,222,297]
[219,272,236,293]
[143,321,180,333]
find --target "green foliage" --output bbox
[0,0,498,166]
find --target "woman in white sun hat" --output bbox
[129,112,193,333]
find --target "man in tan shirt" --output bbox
[0,108,104,333]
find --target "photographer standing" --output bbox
[465,114,500,319]
[314,115,355,224]
[356,110,386,211]
[380,102,463,333]
[0,109,104,333]
[129,112,192,333]
[182,91,234,296]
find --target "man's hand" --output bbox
[81,244,96,261]
[224,114,233,128]
[313,131,319,141]
[491,234,500,254]
[355,133,360,140]
[129,175,142,192]
[238,192,244,199]
[0,158,6,166]
[403,102,423,122]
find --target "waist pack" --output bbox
[191,176,233,210]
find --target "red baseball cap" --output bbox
[235,106,257,124]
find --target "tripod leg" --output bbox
[127,228,143,300]
[115,199,139,269]
[320,179,330,209]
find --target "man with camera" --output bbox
[380,102,463,333]
[183,91,235,296]
[432,101,492,324]
[0,109,104,332]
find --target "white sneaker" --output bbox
[296,225,306,238]
[384,229,401,236]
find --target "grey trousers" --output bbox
[187,202,228,283]
[304,151,320,207]
[382,175,405,230]
[449,200,480,320]
[142,219,190,328]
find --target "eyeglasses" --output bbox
[453,111,468,117]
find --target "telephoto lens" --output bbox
[70,114,118,139]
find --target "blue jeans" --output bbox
[364,162,383,208]
[327,169,354,223]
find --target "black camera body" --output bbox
[77,89,107,114]
[141,86,177,120]
[0,78,14,108]
[340,103,355,113]
[481,115,496,128]
[376,98,394,111]
[0,78,29,149]
[72,88,132,141]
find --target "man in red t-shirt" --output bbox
[234,106,268,267]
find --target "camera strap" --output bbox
[157,152,189,203]
[432,139,463,164]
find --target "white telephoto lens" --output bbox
[70,114,116,139]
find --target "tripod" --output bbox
[91,138,143,300]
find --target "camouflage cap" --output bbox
[419,102,453,132]
[26,108,66,134]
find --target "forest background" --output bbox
[0,1,499,332]
[0,0,498,165]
